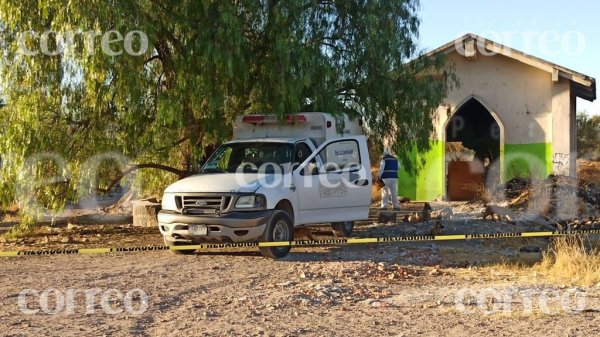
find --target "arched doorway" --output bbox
[445,98,502,201]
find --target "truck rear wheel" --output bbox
[164,238,197,255]
[259,211,293,259]
[331,221,354,237]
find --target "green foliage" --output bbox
[0,0,454,227]
[577,113,600,160]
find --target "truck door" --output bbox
[291,136,371,225]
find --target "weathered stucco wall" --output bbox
[551,80,574,175]
[441,51,554,144]
[398,50,573,201]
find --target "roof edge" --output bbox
[426,33,596,101]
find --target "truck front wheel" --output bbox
[259,211,293,259]
[164,238,197,255]
[331,221,354,237]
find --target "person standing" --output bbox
[377,148,401,210]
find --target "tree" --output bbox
[0,0,454,221]
[577,113,600,160]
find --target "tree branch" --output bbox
[98,163,186,194]
[143,55,161,65]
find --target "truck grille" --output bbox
[180,195,231,215]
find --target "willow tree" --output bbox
[0,0,453,222]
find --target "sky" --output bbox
[418,0,600,115]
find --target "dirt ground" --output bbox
[0,160,598,336]
[1,220,600,337]
[1,245,600,337]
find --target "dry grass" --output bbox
[480,236,600,286]
[577,159,600,186]
[535,236,600,286]
[467,182,492,203]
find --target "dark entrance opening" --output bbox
[446,98,501,201]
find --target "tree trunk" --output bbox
[133,200,162,228]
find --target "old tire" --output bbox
[164,238,196,255]
[259,211,293,259]
[331,221,354,237]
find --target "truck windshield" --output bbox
[201,142,294,174]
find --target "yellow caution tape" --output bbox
[0,229,599,257]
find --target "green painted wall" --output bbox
[397,141,444,201]
[415,141,444,201]
[397,141,553,202]
[503,143,552,180]
[397,146,418,201]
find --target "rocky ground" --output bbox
[1,243,600,337]
[1,161,599,336]
[1,218,600,336]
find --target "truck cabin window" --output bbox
[201,142,294,174]
[319,140,361,173]
[293,142,318,175]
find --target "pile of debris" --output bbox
[490,175,600,229]
[445,142,476,161]
[341,262,422,282]
[580,181,600,206]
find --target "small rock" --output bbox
[429,268,441,276]
[299,272,314,279]
[67,223,80,230]
[0,236,7,243]
[520,214,550,227]
[276,281,294,287]
[519,246,541,253]
[60,236,72,244]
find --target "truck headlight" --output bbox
[235,194,266,209]
[162,193,178,211]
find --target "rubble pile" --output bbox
[287,262,432,307]
[502,177,531,207]
[341,262,422,282]
[580,182,600,206]
[445,142,476,161]
[493,175,600,228]
[293,281,384,307]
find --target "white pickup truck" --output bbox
[158,113,372,258]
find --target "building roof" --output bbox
[428,33,596,101]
